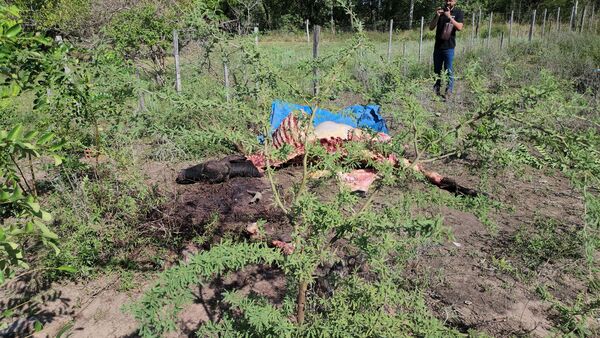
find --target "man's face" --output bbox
[445,0,457,9]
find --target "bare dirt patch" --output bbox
[405,165,589,337]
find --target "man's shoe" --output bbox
[444,91,452,101]
[433,85,441,96]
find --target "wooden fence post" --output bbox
[487,12,493,48]
[476,8,482,41]
[579,6,587,33]
[573,0,579,32]
[508,10,513,45]
[387,19,393,62]
[557,7,561,32]
[591,4,596,33]
[312,25,320,97]
[500,31,504,49]
[570,6,575,31]
[418,17,424,63]
[306,19,310,43]
[330,6,335,34]
[223,59,230,103]
[173,29,181,93]
[529,9,536,42]
[542,9,547,38]
[254,26,259,45]
[471,12,475,46]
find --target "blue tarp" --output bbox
[269,100,389,134]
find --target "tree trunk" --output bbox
[330,4,335,34]
[409,0,414,29]
[262,2,271,29]
[296,280,308,325]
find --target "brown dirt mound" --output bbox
[141,166,302,249]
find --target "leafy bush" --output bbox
[0,124,64,283]
[0,5,68,283]
[279,14,304,33]
[8,0,91,36]
[104,4,174,86]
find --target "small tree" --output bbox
[104,4,174,86]
[0,5,66,283]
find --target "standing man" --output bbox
[429,0,464,98]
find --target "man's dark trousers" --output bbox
[433,48,455,94]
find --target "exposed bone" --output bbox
[272,240,295,255]
[245,222,261,240]
[247,190,263,204]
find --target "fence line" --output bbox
[165,7,599,99]
[312,25,320,96]
[387,19,393,62]
[173,29,182,93]
[418,17,424,63]
[487,12,493,47]
[529,10,536,42]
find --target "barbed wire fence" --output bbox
[167,5,598,101]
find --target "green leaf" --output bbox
[34,320,43,332]
[5,24,21,38]
[6,124,22,141]
[10,187,23,201]
[37,132,54,144]
[49,140,66,152]
[18,260,29,269]
[0,190,10,201]
[52,155,63,166]
[56,266,77,273]
[7,227,23,236]
[1,309,12,318]
[0,228,5,241]
[40,211,52,222]
[34,220,58,240]
[26,201,40,213]
[18,142,35,150]
[47,241,60,254]
[23,130,38,141]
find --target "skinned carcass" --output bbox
[253,113,482,197]
[177,109,483,197]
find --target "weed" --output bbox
[118,270,135,292]
[537,284,600,337]
[512,218,583,274]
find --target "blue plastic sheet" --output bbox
[269,100,389,134]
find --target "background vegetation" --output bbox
[1,0,599,336]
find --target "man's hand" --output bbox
[444,9,452,18]
[430,8,443,30]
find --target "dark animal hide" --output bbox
[176,155,262,184]
[438,177,488,198]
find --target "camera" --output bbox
[443,4,450,11]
